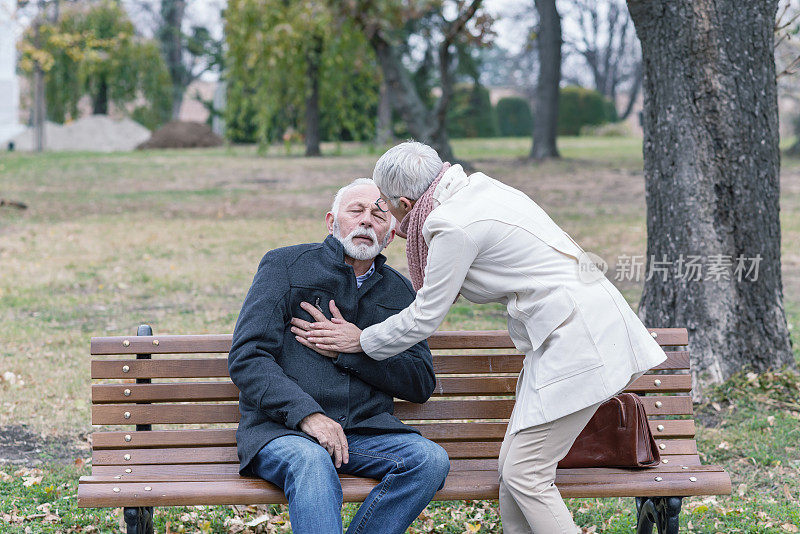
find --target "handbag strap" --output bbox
[611,395,626,428]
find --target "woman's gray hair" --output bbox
[331,178,396,230]
[372,141,443,205]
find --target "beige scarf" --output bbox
[397,162,451,291]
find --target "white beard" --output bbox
[333,222,388,261]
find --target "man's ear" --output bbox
[325,212,335,234]
[384,228,396,247]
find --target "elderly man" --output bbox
[228,178,449,534]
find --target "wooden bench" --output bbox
[78,325,731,534]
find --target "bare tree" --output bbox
[530,0,561,160]
[304,34,323,157]
[132,0,222,120]
[343,0,492,163]
[628,0,795,395]
[565,0,641,120]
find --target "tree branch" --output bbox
[442,0,483,45]
[0,199,28,210]
[434,0,484,120]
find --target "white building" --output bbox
[0,0,24,148]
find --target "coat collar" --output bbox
[432,163,470,207]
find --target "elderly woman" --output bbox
[295,141,666,533]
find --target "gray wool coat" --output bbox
[228,235,435,474]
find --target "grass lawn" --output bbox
[1,136,799,532]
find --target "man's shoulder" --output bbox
[378,263,415,296]
[258,242,325,268]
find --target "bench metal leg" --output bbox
[635,497,682,534]
[124,506,154,534]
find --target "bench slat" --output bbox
[92,440,699,466]
[91,373,692,404]
[92,441,502,465]
[90,351,690,380]
[89,458,499,478]
[77,465,730,508]
[625,374,692,393]
[90,328,688,355]
[651,351,690,370]
[90,400,519,425]
[90,377,519,403]
[91,396,692,425]
[88,462,722,482]
[90,355,526,378]
[91,419,695,450]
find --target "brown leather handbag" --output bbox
[558,393,661,468]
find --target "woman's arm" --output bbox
[359,218,479,360]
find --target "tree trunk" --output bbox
[304,35,322,157]
[33,49,45,152]
[32,1,46,152]
[369,34,456,162]
[430,39,456,162]
[788,117,800,156]
[159,0,188,121]
[375,78,393,146]
[628,0,795,395]
[530,0,561,160]
[92,77,109,115]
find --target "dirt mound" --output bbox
[11,115,151,152]
[138,121,223,149]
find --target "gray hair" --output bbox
[331,178,396,230]
[372,141,443,206]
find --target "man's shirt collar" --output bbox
[355,263,375,288]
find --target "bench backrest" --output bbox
[89,328,695,475]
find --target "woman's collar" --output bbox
[432,164,469,206]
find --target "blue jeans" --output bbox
[250,432,450,534]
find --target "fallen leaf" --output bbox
[737,483,747,497]
[14,468,43,477]
[1,371,17,384]
[223,516,244,534]
[245,514,270,527]
[22,476,42,487]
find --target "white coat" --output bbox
[360,164,667,433]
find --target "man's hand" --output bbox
[298,412,349,467]
[295,300,363,354]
